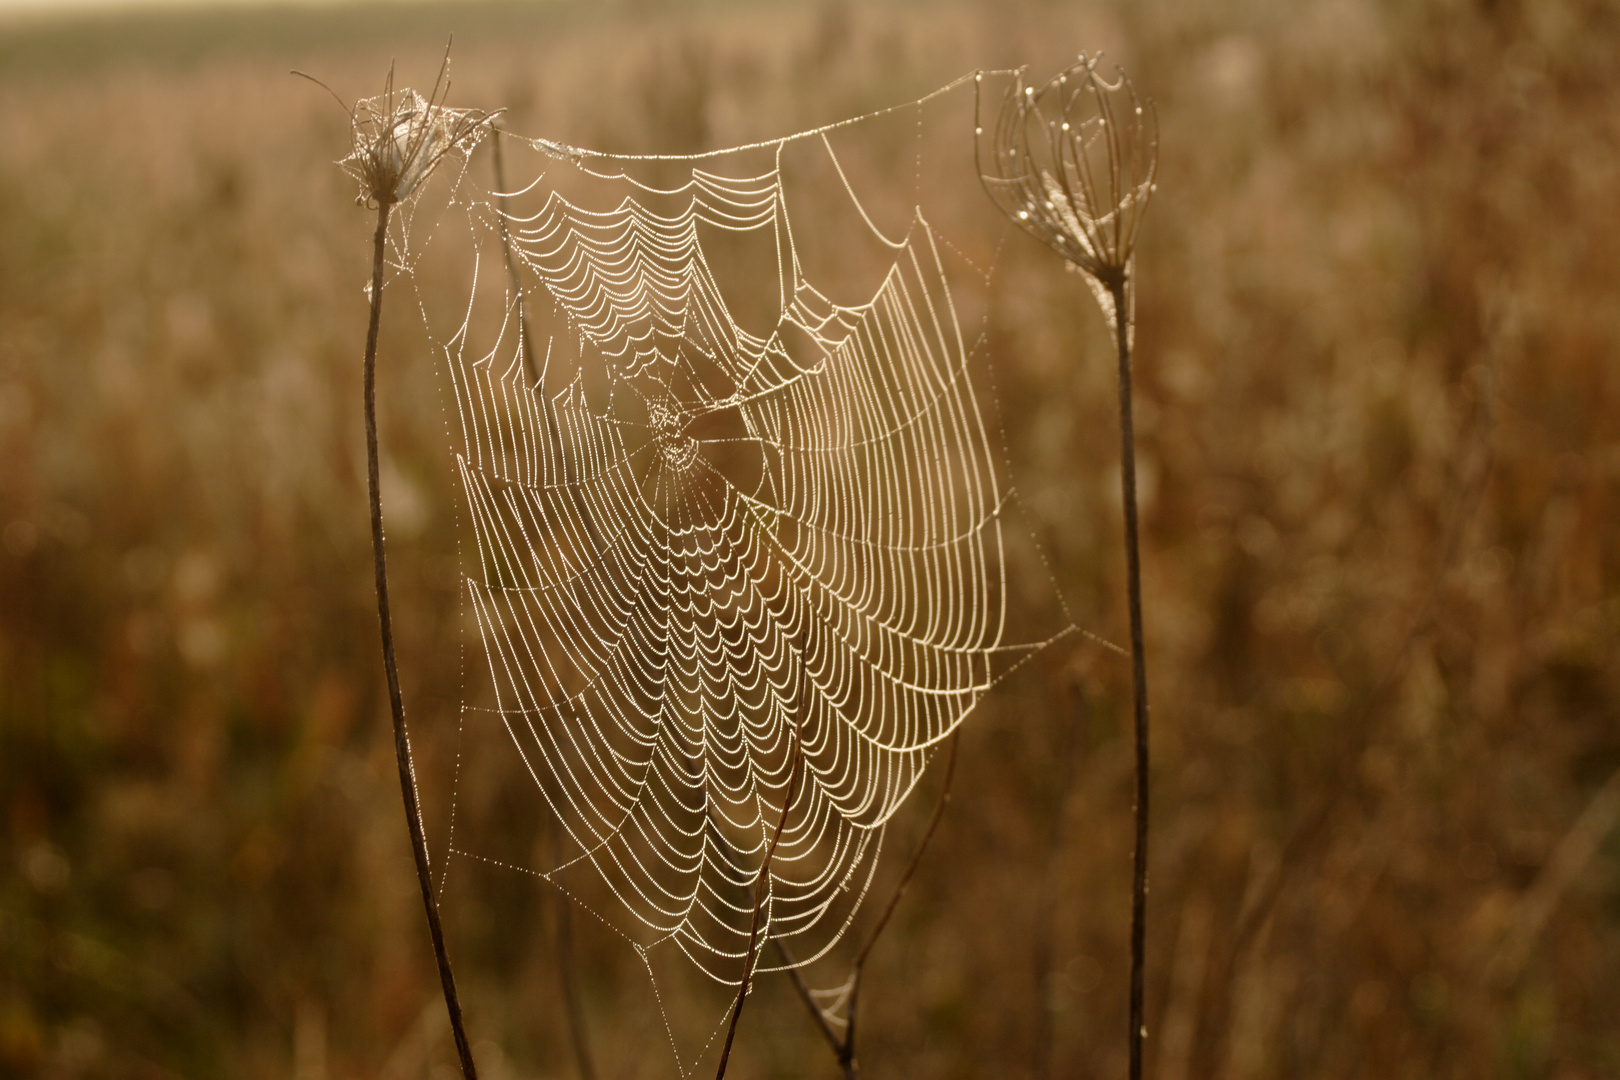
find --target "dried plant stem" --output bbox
[843,732,958,1074]
[491,127,540,387]
[976,60,1158,1077]
[1107,277,1151,1080]
[774,732,959,1080]
[715,739,804,1080]
[489,125,598,1080]
[363,200,479,1080]
[771,937,853,1079]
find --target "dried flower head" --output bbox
[311,52,492,209]
[976,56,1158,298]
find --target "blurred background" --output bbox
[2,0,1618,1077]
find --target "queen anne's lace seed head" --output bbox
[977,55,1158,290]
[337,59,491,208]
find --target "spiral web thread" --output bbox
[395,73,1067,1071]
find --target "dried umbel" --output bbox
[295,47,496,1080]
[978,55,1160,1080]
[977,56,1158,339]
[335,59,491,208]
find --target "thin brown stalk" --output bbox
[770,936,851,1076]
[714,738,804,1080]
[486,125,608,567]
[488,124,598,1080]
[363,199,479,1080]
[977,62,1157,1080]
[1490,763,1620,983]
[842,733,959,1075]
[1109,276,1151,1080]
[490,126,541,387]
[772,732,959,1080]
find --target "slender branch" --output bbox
[487,123,607,566]
[1490,763,1620,983]
[489,124,598,1080]
[842,732,959,1075]
[1108,276,1151,1080]
[490,126,541,387]
[363,199,479,1080]
[850,734,961,974]
[770,936,851,1076]
[715,738,804,1080]
[772,732,959,1080]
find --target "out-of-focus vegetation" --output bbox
[2,0,1617,1077]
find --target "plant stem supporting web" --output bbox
[714,734,805,1080]
[490,124,598,1080]
[362,199,480,1080]
[975,58,1158,1077]
[774,732,960,1080]
[1107,275,1152,1080]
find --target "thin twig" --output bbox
[772,732,960,1080]
[1108,276,1152,1080]
[490,126,541,387]
[486,123,608,566]
[716,636,810,1079]
[770,936,851,1075]
[1490,764,1620,983]
[488,124,598,1080]
[853,735,961,974]
[363,199,480,1080]
[842,733,960,1075]
[715,737,804,1080]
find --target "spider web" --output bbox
[389,73,1069,1074]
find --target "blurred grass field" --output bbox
[2,0,1618,1077]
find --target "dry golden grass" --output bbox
[1,1,1617,1078]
